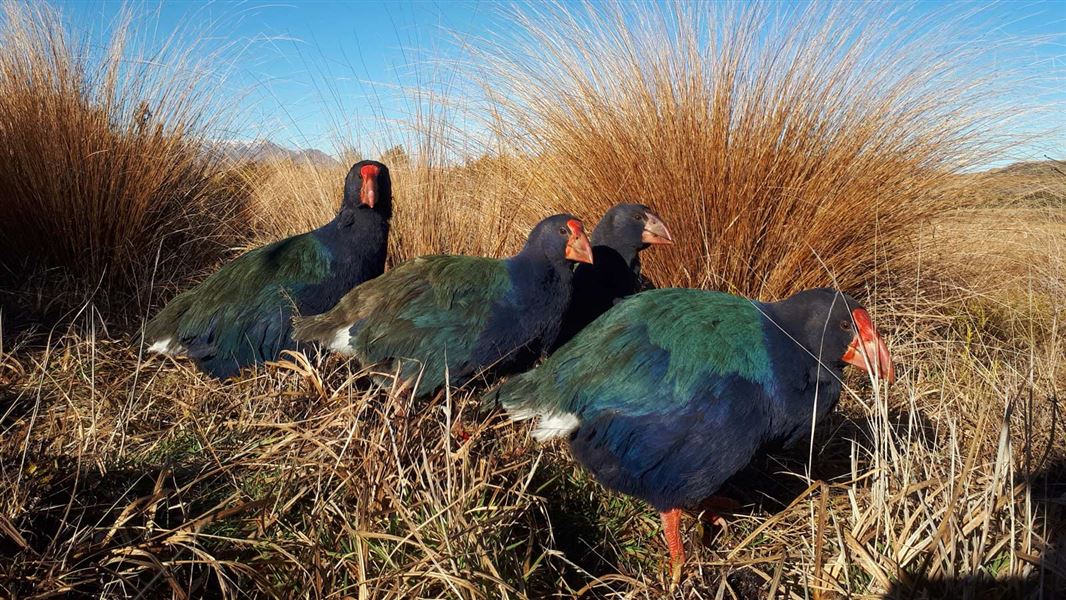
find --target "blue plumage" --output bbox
[292,214,595,396]
[145,160,392,379]
[499,287,893,575]
[552,204,672,349]
[570,372,767,510]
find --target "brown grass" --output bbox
[242,153,535,265]
[959,161,1066,208]
[240,159,345,242]
[0,1,242,320]
[471,2,1020,298]
[1,230,1061,597]
[1,1,1062,598]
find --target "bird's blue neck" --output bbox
[502,248,576,353]
[311,209,389,259]
[591,229,643,272]
[759,301,846,444]
[506,248,575,302]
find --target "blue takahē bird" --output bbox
[145,160,392,379]
[552,203,672,350]
[292,214,594,397]
[498,287,893,582]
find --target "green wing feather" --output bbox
[498,288,771,418]
[146,234,330,356]
[293,255,511,389]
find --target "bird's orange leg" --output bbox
[660,508,685,587]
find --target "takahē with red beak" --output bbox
[293,214,594,397]
[553,203,673,350]
[145,160,392,379]
[498,287,893,582]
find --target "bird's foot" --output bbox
[451,420,472,443]
[658,553,684,592]
[697,494,738,533]
[667,561,683,592]
[694,511,729,546]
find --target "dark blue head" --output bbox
[591,203,673,253]
[340,160,392,225]
[769,288,894,383]
[519,214,594,267]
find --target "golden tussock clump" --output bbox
[0,1,241,319]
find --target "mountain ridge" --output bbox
[215,140,340,167]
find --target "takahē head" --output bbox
[340,160,392,224]
[591,203,673,252]
[770,288,894,383]
[521,214,594,267]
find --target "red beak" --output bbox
[842,308,894,383]
[359,164,379,208]
[564,219,594,264]
[641,211,673,245]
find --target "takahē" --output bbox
[145,160,392,379]
[292,214,594,397]
[553,203,672,349]
[498,287,893,582]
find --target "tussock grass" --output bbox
[0,336,560,598]
[961,161,1066,208]
[473,2,1021,298]
[240,159,346,242]
[0,1,241,321]
[243,151,541,267]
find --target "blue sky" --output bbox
[57,0,498,156]
[55,1,1066,163]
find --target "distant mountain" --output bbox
[214,140,341,167]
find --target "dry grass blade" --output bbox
[0,0,244,322]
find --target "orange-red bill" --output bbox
[842,307,894,383]
[641,211,673,245]
[564,218,594,264]
[359,164,380,208]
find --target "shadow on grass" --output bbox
[521,457,636,583]
[0,457,268,598]
[687,388,1063,600]
[881,388,1064,600]
[880,459,1064,600]
[711,404,942,515]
